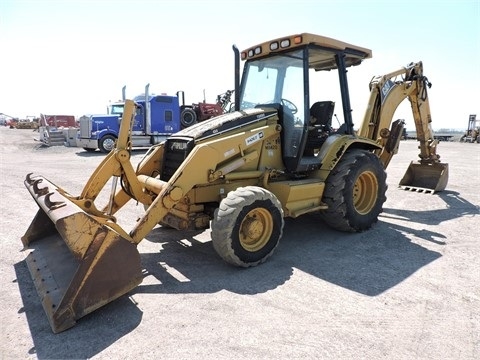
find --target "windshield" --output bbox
[239,49,305,125]
[110,104,124,116]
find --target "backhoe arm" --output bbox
[358,61,441,168]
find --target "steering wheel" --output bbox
[281,98,298,114]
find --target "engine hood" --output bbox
[173,107,278,142]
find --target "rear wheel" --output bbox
[320,149,387,232]
[211,186,284,267]
[99,135,116,153]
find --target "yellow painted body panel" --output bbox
[267,179,327,218]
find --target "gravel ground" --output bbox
[0,126,479,359]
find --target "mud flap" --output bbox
[399,161,449,194]
[22,176,143,333]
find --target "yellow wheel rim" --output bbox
[239,208,273,252]
[353,170,378,215]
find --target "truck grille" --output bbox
[161,138,194,181]
[79,117,92,138]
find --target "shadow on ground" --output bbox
[74,148,148,157]
[14,217,441,359]
[15,191,477,358]
[382,190,479,225]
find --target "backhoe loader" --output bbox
[21,33,448,333]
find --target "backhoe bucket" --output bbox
[21,175,143,333]
[399,161,449,193]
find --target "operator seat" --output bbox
[304,101,335,156]
[309,101,335,131]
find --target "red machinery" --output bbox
[180,90,233,127]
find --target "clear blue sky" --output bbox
[1,0,478,130]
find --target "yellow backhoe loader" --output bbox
[21,33,448,333]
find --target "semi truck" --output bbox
[77,84,183,153]
[78,85,233,153]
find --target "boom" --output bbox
[358,61,441,168]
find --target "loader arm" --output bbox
[129,120,281,242]
[103,143,166,216]
[358,61,441,168]
[61,100,153,219]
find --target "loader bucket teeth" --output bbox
[22,175,143,333]
[399,161,449,193]
[32,179,49,196]
[25,173,36,185]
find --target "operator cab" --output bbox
[236,33,371,173]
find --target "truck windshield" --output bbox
[239,49,305,126]
[110,104,124,116]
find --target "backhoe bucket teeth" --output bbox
[21,175,143,333]
[399,161,449,193]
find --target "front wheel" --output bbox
[320,149,387,232]
[211,186,284,267]
[99,135,116,153]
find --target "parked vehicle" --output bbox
[37,114,77,146]
[460,114,479,143]
[77,84,184,152]
[78,85,232,153]
[0,113,19,127]
[179,89,234,127]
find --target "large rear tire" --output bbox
[211,186,284,267]
[320,149,387,232]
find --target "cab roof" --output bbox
[241,33,372,71]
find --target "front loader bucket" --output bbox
[399,161,449,193]
[21,175,143,333]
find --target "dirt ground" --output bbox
[0,126,479,359]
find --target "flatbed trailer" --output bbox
[405,132,455,141]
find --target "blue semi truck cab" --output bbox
[78,84,183,152]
